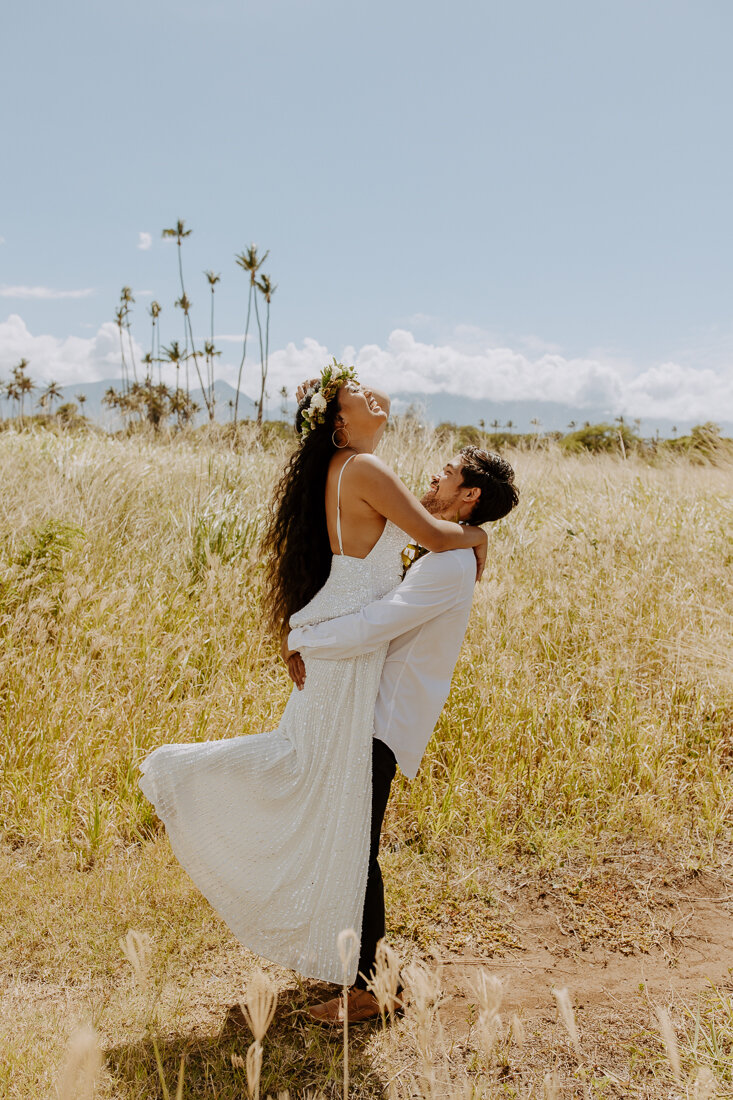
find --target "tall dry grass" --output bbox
[1,424,730,860]
[1,423,732,1098]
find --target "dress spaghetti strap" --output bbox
[336,454,357,555]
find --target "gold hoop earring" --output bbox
[332,427,350,449]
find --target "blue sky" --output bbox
[2,0,732,421]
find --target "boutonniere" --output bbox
[401,542,429,577]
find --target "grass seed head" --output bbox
[56,1024,103,1100]
[337,927,359,981]
[240,969,277,1041]
[510,1012,526,1048]
[655,1005,681,1083]
[119,929,152,987]
[693,1067,716,1100]
[246,1040,263,1100]
[553,986,582,1059]
[369,938,402,1015]
[470,968,503,1017]
[543,1068,561,1099]
[403,960,442,1016]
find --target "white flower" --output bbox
[310,392,327,413]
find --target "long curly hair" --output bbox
[261,382,344,632]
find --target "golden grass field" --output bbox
[0,423,731,1098]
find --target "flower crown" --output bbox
[299,359,358,438]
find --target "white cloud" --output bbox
[0,286,94,300]
[256,330,733,422]
[138,232,152,251]
[1,314,731,421]
[0,313,138,386]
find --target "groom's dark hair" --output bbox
[459,446,519,525]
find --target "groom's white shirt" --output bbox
[287,548,475,779]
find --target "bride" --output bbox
[139,361,487,989]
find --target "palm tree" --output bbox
[141,351,154,381]
[174,293,210,416]
[234,244,268,424]
[254,273,276,425]
[204,271,220,419]
[174,295,193,398]
[169,386,198,428]
[505,419,515,433]
[76,393,87,416]
[18,374,35,420]
[161,341,187,427]
[120,287,138,383]
[279,385,288,419]
[161,339,185,389]
[102,386,121,413]
[5,377,20,418]
[490,418,500,433]
[43,380,63,415]
[530,417,542,432]
[203,341,221,417]
[114,307,129,393]
[12,360,34,421]
[149,300,162,383]
[163,219,211,419]
[567,420,576,431]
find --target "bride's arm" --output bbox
[348,453,488,567]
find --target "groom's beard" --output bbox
[420,486,462,519]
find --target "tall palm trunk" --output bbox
[253,290,266,426]
[117,317,129,394]
[127,319,138,384]
[163,223,211,418]
[234,285,253,425]
[208,282,217,420]
[175,245,209,416]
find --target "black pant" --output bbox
[354,738,397,990]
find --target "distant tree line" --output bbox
[429,414,731,460]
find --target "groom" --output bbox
[285,444,519,1023]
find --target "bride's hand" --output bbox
[296,378,320,404]
[472,529,488,582]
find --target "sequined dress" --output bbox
[139,461,407,985]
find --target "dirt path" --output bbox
[444,863,733,1014]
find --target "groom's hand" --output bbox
[281,634,306,689]
[296,378,320,404]
[287,652,306,690]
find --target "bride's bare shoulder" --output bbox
[346,453,396,481]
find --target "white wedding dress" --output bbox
[139,457,407,984]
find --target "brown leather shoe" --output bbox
[308,987,400,1026]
